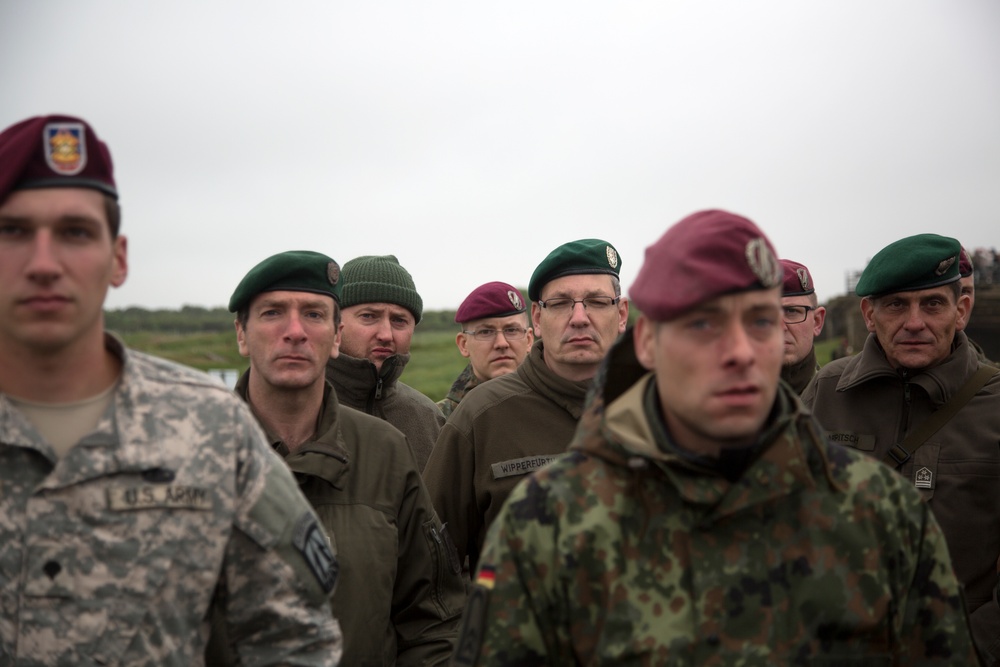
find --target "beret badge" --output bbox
[935,256,956,277]
[606,245,619,269]
[507,290,523,310]
[327,261,340,286]
[745,237,781,288]
[796,268,811,291]
[45,122,87,175]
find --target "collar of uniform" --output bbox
[836,330,980,407]
[780,346,818,395]
[325,351,410,402]
[516,340,591,420]
[444,363,481,405]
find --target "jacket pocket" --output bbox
[424,519,463,618]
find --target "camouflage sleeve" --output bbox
[452,475,569,667]
[218,403,343,666]
[424,420,480,573]
[393,459,466,666]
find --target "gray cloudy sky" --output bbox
[2,1,998,312]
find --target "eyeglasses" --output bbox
[782,305,816,324]
[537,296,620,314]
[462,326,529,342]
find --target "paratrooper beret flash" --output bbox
[229,250,342,313]
[528,238,621,302]
[855,233,961,298]
[630,209,782,321]
[455,282,526,324]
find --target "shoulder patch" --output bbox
[491,455,558,480]
[293,512,338,594]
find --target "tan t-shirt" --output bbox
[9,382,116,459]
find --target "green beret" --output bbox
[340,255,423,323]
[528,238,621,301]
[228,250,341,313]
[855,233,961,297]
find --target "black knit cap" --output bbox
[229,250,341,313]
[339,255,423,323]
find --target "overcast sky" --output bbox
[3,1,998,313]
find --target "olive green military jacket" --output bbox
[228,372,466,667]
[803,330,1000,663]
[436,363,482,419]
[0,336,341,666]
[423,340,590,576]
[455,333,980,666]
[326,352,445,472]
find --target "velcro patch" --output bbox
[107,485,211,511]
[491,455,557,480]
[452,580,491,666]
[825,431,877,452]
[293,512,338,594]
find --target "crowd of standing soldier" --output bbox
[1,113,997,667]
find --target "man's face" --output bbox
[531,273,628,382]
[0,187,127,356]
[237,290,340,391]
[960,275,975,314]
[780,295,826,365]
[635,289,784,455]
[861,286,970,370]
[338,302,415,369]
[456,314,533,381]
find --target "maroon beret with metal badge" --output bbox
[455,281,526,324]
[630,209,782,321]
[0,114,117,205]
[780,259,815,296]
[959,247,973,278]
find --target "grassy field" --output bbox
[118,327,847,402]
[116,328,469,402]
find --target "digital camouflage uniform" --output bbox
[208,372,465,666]
[326,352,444,472]
[436,363,482,419]
[455,332,980,666]
[0,336,341,666]
[423,340,590,576]
[803,330,1000,662]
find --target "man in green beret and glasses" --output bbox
[215,250,466,666]
[424,239,629,577]
[803,232,1000,664]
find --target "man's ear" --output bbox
[812,306,827,337]
[110,235,128,288]
[860,298,877,334]
[455,331,471,358]
[633,315,657,371]
[955,293,972,332]
[235,319,250,358]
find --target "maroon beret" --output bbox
[630,209,782,321]
[455,281,526,324]
[780,259,815,296]
[0,114,117,205]
[959,247,973,278]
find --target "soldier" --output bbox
[437,281,533,419]
[423,239,628,575]
[778,259,827,393]
[454,210,980,665]
[960,246,996,366]
[324,254,445,471]
[802,233,1000,664]
[212,250,466,665]
[0,114,341,664]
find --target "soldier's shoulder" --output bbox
[339,403,409,445]
[127,349,233,392]
[447,371,532,421]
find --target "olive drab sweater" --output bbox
[803,330,1000,664]
[325,352,445,472]
[423,340,591,575]
[216,373,466,667]
[456,329,980,665]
